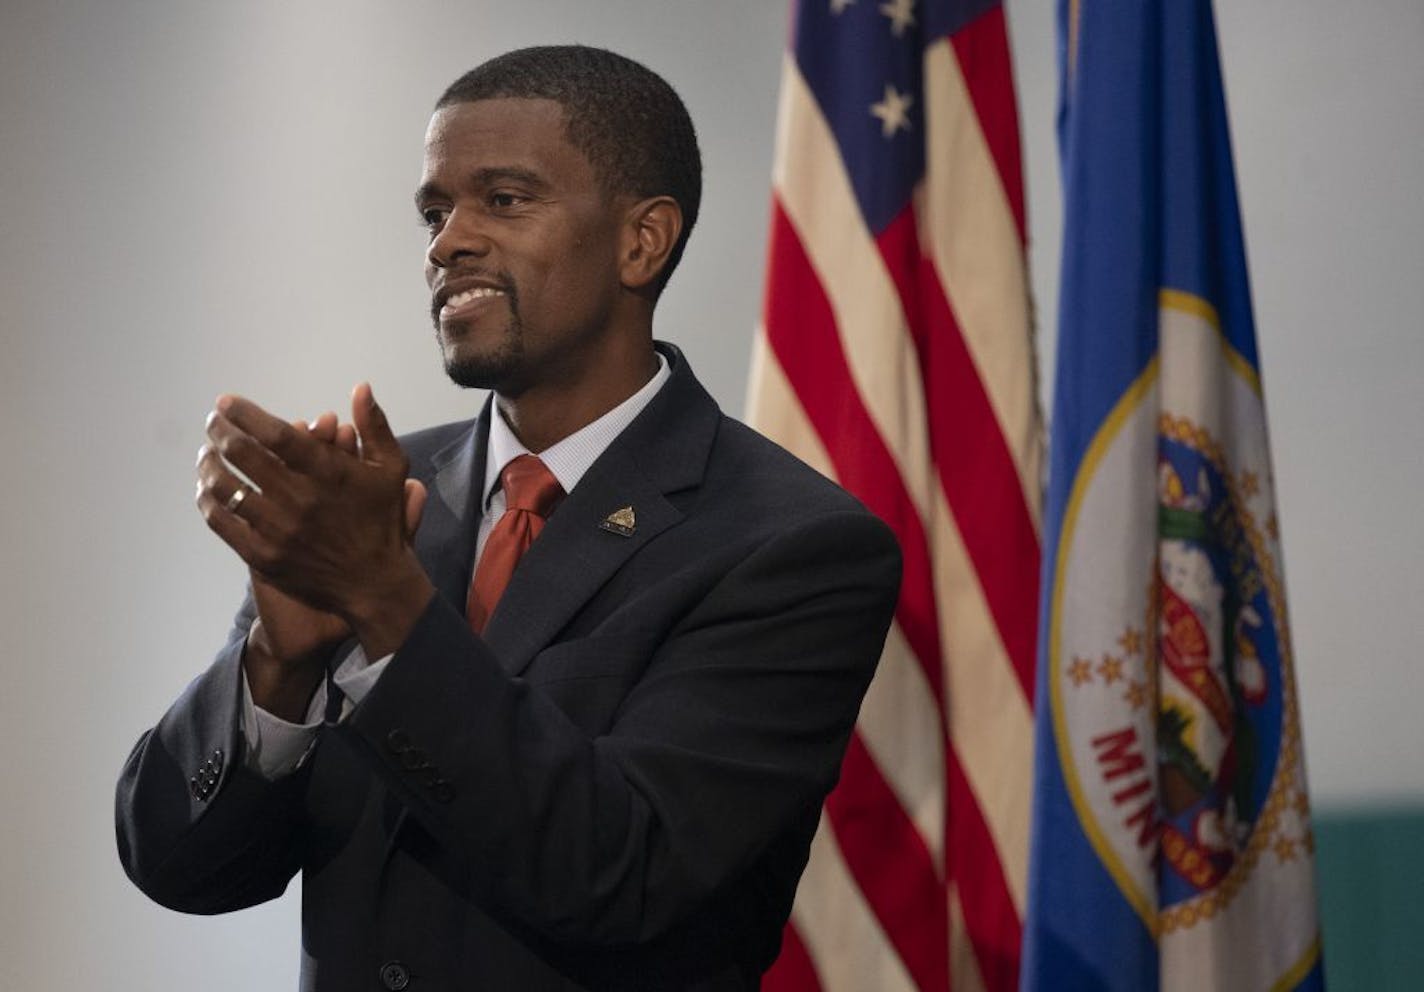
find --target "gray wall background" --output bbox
[1,1,1418,988]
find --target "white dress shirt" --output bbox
[242,354,671,778]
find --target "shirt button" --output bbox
[379,961,411,990]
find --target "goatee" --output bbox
[433,280,522,390]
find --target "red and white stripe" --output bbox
[749,8,1040,991]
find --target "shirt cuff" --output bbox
[240,671,322,779]
[239,643,395,778]
[331,643,394,709]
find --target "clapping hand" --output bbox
[196,385,434,719]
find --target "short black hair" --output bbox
[437,45,701,294]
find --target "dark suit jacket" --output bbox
[116,343,901,991]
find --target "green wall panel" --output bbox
[1315,806,1424,990]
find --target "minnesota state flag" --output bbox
[1022,2,1324,989]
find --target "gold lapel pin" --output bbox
[599,505,636,537]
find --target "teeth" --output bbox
[444,287,504,308]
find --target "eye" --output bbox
[419,206,449,229]
[489,190,527,209]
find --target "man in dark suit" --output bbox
[117,46,900,990]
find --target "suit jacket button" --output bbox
[430,781,455,804]
[379,960,410,990]
[385,729,412,753]
[400,748,429,771]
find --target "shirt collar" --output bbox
[481,351,671,510]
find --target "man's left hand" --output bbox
[196,384,435,659]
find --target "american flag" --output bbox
[746,1,1041,990]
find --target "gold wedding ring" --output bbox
[225,484,251,514]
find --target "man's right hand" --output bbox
[218,410,427,721]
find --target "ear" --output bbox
[619,196,683,292]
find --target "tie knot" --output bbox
[500,454,564,516]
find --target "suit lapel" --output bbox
[482,343,720,676]
[413,401,492,613]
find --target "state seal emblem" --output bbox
[1153,417,1278,911]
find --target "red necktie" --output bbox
[466,454,565,633]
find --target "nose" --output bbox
[425,206,491,271]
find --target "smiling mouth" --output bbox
[439,286,506,321]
